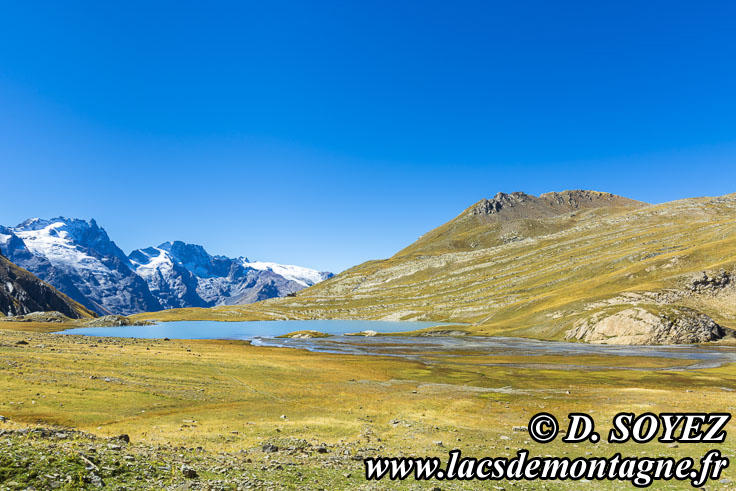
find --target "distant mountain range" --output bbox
[128,241,331,309]
[0,218,332,316]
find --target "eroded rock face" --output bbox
[471,192,535,215]
[565,307,729,345]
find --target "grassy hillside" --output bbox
[135,191,736,342]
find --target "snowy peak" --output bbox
[14,217,103,240]
[12,217,129,264]
[1,218,162,315]
[0,226,26,256]
[128,246,164,265]
[241,259,332,287]
[157,241,230,278]
[11,217,110,271]
[128,246,174,280]
[128,240,332,309]
[128,244,204,310]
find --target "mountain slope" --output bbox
[0,253,95,318]
[177,190,736,344]
[399,190,646,256]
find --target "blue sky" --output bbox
[1,1,735,272]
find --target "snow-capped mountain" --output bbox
[241,259,331,288]
[0,218,332,316]
[0,218,161,315]
[128,241,332,309]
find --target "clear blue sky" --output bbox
[1,1,735,272]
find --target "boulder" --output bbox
[181,465,198,479]
[262,443,279,453]
[566,306,730,345]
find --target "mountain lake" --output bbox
[57,320,736,371]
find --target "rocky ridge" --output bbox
[468,190,645,219]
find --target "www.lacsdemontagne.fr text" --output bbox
[364,449,728,487]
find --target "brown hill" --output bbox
[137,191,736,345]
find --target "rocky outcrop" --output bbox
[469,190,645,219]
[565,307,730,345]
[688,270,731,294]
[82,315,154,327]
[470,192,535,215]
[540,190,636,209]
[0,311,74,323]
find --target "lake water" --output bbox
[57,319,444,339]
[56,320,736,371]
